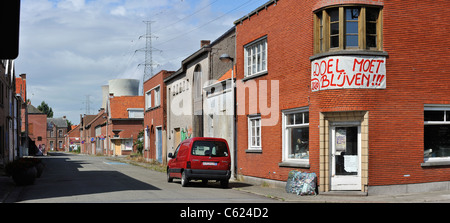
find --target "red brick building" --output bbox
[27,104,47,154]
[234,0,450,194]
[108,95,144,156]
[143,70,174,164]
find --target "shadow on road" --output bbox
[13,153,160,202]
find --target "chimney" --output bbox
[201,40,210,48]
[20,73,26,80]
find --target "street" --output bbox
[6,153,279,203]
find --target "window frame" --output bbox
[423,105,450,166]
[281,107,310,167]
[154,86,161,108]
[314,5,383,54]
[244,36,268,78]
[145,89,152,110]
[248,115,262,151]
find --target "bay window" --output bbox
[314,5,383,54]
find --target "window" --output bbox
[59,129,63,137]
[314,6,382,54]
[59,141,63,149]
[128,108,144,118]
[191,140,229,157]
[154,86,160,107]
[248,115,261,150]
[244,37,267,78]
[145,90,152,109]
[194,65,202,100]
[424,106,450,162]
[283,108,309,162]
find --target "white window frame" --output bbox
[248,115,262,150]
[282,107,310,165]
[424,105,450,164]
[244,36,267,78]
[128,108,144,118]
[145,90,152,110]
[154,86,161,107]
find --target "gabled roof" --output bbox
[47,117,68,128]
[85,110,106,128]
[27,104,44,114]
[110,96,144,119]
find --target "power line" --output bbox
[154,0,222,34]
[155,0,256,47]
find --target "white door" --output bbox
[330,123,361,191]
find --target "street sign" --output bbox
[0,0,21,59]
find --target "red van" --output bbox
[167,137,231,188]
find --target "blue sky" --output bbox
[15,0,269,123]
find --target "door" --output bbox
[114,140,122,156]
[330,124,361,191]
[174,128,181,149]
[156,127,163,163]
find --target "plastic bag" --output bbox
[285,170,317,196]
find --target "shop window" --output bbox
[424,106,450,162]
[314,5,383,54]
[282,108,309,163]
[248,115,261,151]
[244,37,267,78]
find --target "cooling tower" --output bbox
[101,85,109,109]
[108,79,140,97]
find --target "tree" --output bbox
[37,101,53,118]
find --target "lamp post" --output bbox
[219,53,237,179]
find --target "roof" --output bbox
[216,65,236,82]
[110,96,144,119]
[164,27,236,83]
[47,117,68,128]
[15,77,26,102]
[27,104,44,114]
[85,110,106,128]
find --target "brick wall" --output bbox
[235,0,450,187]
[143,70,173,161]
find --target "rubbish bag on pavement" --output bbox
[285,170,317,196]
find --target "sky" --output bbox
[15,0,270,124]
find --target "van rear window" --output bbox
[192,141,228,157]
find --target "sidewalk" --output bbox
[232,182,450,203]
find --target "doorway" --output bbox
[330,123,361,191]
[156,127,162,163]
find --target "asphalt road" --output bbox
[7,153,279,203]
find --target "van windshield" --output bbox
[191,141,229,157]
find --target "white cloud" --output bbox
[15,0,269,123]
[57,0,86,11]
[111,6,127,16]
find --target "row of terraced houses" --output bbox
[58,0,450,195]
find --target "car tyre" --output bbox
[220,179,229,188]
[167,169,173,183]
[181,171,189,187]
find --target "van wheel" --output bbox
[181,171,189,187]
[167,170,173,183]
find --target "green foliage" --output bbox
[37,101,54,118]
